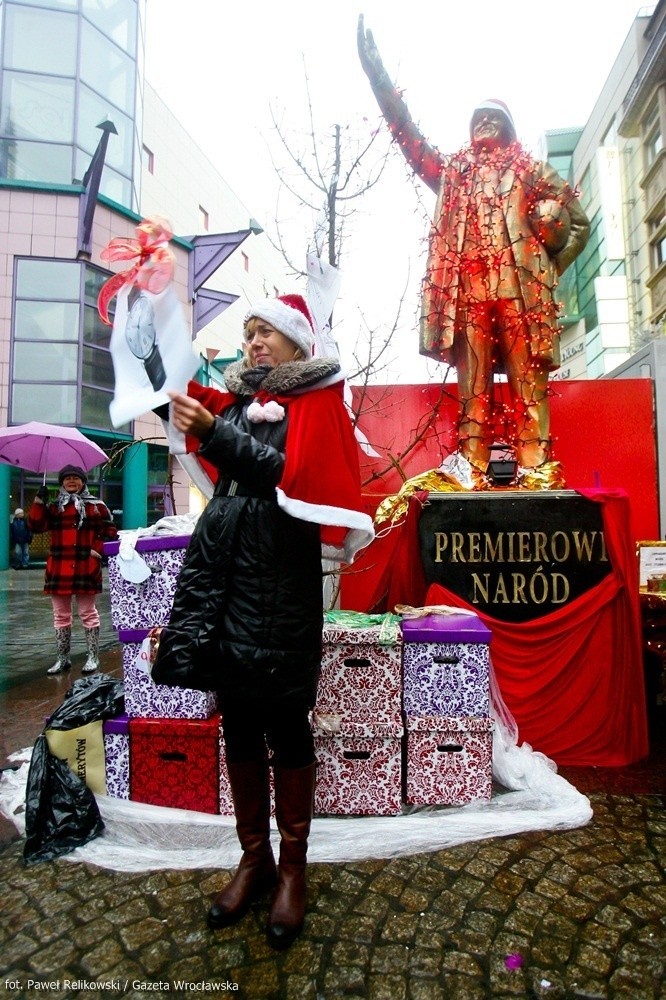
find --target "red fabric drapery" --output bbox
[363,489,648,767]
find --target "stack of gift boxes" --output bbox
[313,620,404,815]
[102,535,233,815]
[400,613,494,806]
[313,613,494,814]
[103,537,493,816]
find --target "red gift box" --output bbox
[404,715,493,806]
[129,714,221,814]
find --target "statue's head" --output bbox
[470,99,517,150]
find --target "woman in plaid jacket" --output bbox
[28,465,117,676]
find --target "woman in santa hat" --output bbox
[152,294,374,949]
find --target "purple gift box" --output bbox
[120,628,218,721]
[104,534,191,630]
[401,613,491,718]
[103,713,130,800]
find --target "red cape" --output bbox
[185,379,374,563]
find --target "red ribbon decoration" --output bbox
[97,216,176,325]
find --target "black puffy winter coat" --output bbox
[153,359,345,706]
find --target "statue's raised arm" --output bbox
[357,15,443,192]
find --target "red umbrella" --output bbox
[0,422,108,483]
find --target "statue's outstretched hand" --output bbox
[357,14,386,83]
[357,13,440,189]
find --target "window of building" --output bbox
[1,70,75,143]
[74,143,132,207]
[644,99,663,168]
[4,5,77,75]
[654,234,666,269]
[646,126,663,167]
[644,100,659,134]
[147,444,171,524]
[241,251,249,272]
[13,0,78,8]
[77,85,133,175]
[80,18,135,116]
[0,137,72,185]
[649,204,665,234]
[199,205,209,231]
[602,119,617,147]
[81,0,138,55]
[143,144,154,173]
[11,258,124,432]
[578,165,594,214]
[0,0,141,212]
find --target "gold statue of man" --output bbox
[358,16,590,490]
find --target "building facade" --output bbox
[618,0,666,345]
[0,0,291,567]
[550,3,664,384]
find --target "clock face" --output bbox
[125,295,157,359]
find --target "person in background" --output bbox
[28,465,117,676]
[10,507,32,569]
[152,294,374,949]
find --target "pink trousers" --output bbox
[51,594,100,629]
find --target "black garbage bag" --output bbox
[23,673,125,865]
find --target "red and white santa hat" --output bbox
[243,294,315,358]
[471,99,517,141]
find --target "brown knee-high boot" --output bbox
[207,760,277,929]
[266,762,317,950]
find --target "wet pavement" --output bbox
[0,568,664,999]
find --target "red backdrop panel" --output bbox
[341,377,655,768]
[350,377,657,539]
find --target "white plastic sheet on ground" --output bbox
[0,669,592,873]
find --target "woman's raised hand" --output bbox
[167,391,215,439]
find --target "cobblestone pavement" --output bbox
[1,788,664,1000]
[1,572,665,999]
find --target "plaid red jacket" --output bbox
[28,496,118,596]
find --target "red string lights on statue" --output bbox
[383,93,576,478]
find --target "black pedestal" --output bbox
[419,490,611,624]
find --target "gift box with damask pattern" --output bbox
[401,613,491,717]
[103,713,130,800]
[119,628,218,720]
[104,535,190,631]
[129,713,221,814]
[312,714,403,816]
[404,715,493,806]
[318,622,402,725]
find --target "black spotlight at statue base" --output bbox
[488,443,517,486]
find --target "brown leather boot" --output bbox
[207,760,277,929]
[266,762,316,950]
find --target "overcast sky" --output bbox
[144,0,650,380]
